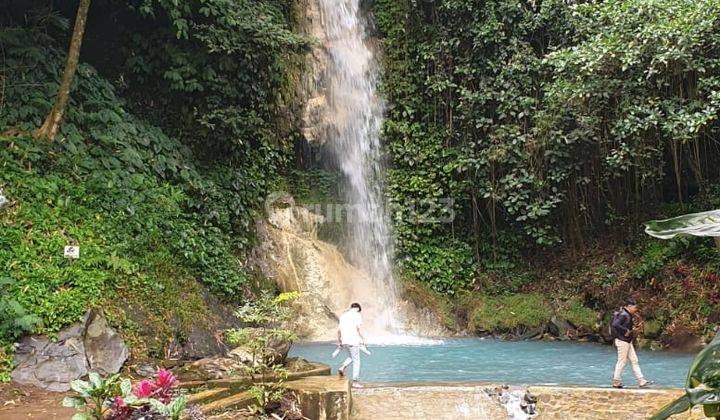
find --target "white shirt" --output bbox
[338,309,363,346]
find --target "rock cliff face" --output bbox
[298,0,331,145]
[252,196,446,340]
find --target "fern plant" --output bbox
[0,278,40,343]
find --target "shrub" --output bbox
[225,291,299,415]
[62,369,187,420]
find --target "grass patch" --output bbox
[559,298,598,329]
[471,293,552,333]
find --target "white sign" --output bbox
[64,246,80,259]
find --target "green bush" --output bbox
[398,238,477,294]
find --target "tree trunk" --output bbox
[34,0,91,141]
[715,236,720,251]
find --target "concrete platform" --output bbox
[350,383,708,419]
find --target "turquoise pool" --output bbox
[289,338,695,388]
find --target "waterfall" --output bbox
[317,0,400,333]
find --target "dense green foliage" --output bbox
[373,0,720,293]
[0,0,307,378]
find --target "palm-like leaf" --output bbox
[644,210,720,239]
[651,333,720,419]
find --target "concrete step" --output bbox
[199,390,254,415]
[181,363,332,390]
[186,387,232,405]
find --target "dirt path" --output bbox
[0,383,74,419]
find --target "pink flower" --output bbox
[155,369,178,389]
[113,396,126,408]
[133,380,156,398]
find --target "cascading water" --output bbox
[317,0,400,335]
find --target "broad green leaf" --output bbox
[651,333,720,419]
[120,378,132,397]
[71,413,92,420]
[88,372,102,389]
[644,210,720,239]
[69,379,92,396]
[651,395,692,420]
[62,396,87,409]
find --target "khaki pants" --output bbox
[613,339,645,383]
[339,346,361,381]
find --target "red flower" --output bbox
[113,396,126,408]
[133,380,156,398]
[155,369,177,389]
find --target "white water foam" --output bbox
[317,0,402,335]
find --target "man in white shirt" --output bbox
[337,302,365,386]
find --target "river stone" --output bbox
[548,316,576,338]
[519,325,545,340]
[12,309,128,391]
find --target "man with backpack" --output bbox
[611,297,652,388]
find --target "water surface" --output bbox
[290,338,695,388]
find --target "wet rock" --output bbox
[180,322,231,360]
[251,199,448,340]
[231,328,291,365]
[519,325,545,340]
[664,331,705,352]
[548,316,576,338]
[12,309,128,391]
[522,392,538,415]
[285,356,315,373]
[599,324,615,344]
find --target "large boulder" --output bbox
[12,309,128,391]
[12,325,88,392]
[84,309,129,375]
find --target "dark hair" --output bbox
[350,302,362,312]
[624,297,637,306]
